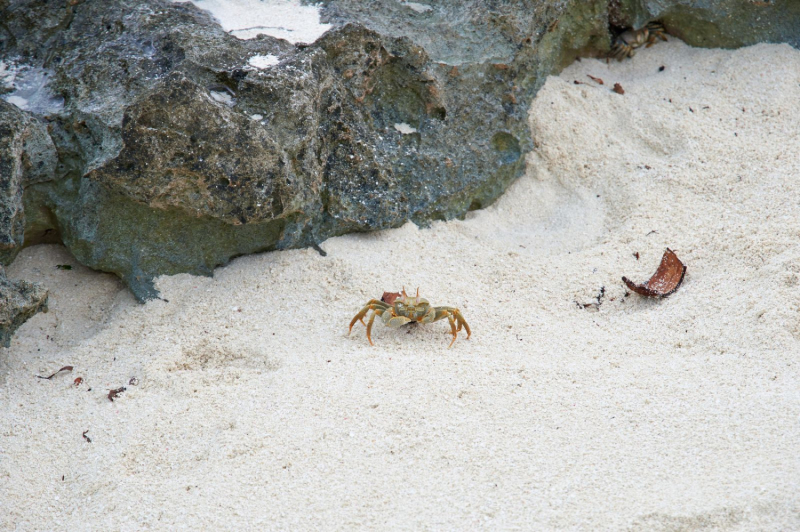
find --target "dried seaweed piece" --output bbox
[107,387,126,402]
[381,291,401,305]
[74,377,83,386]
[587,75,604,85]
[613,83,625,95]
[82,430,92,443]
[575,286,605,311]
[622,248,686,297]
[37,366,73,380]
[128,377,139,386]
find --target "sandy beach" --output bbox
[2,39,799,529]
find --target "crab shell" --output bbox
[389,293,431,323]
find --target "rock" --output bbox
[0,100,57,266]
[0,264,48,347]
[0,0,797,307]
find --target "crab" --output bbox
[348,287,471,347]
[610,21,668,60]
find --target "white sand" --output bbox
[175,0,331,43]
[2,40,800,529]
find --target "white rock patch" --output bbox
[0,60,18,87]
[248,54,280,69]
[209,90,235,106]
[394,122,418,134]
[0,64,64,114]
[402,2,432,13]
[4,95,29,110]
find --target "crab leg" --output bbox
[349,300,389,334]
[446,313,459,348]
[451,309,471,339]
[430,306,471,346]
[365,310,380,346]
[365,308,398,345]
[432,307,470,337]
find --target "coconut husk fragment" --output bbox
[622,248,686,297]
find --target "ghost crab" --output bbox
[349,287,471,347]
[610,21,668,60]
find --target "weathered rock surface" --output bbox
[0,99,56,337]
[0,264,48,347]
[0,0,797,314]
[0,100,57,266]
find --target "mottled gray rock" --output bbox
[0,100,57,265]
[0,0,797,310]
[0,264,48,347]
